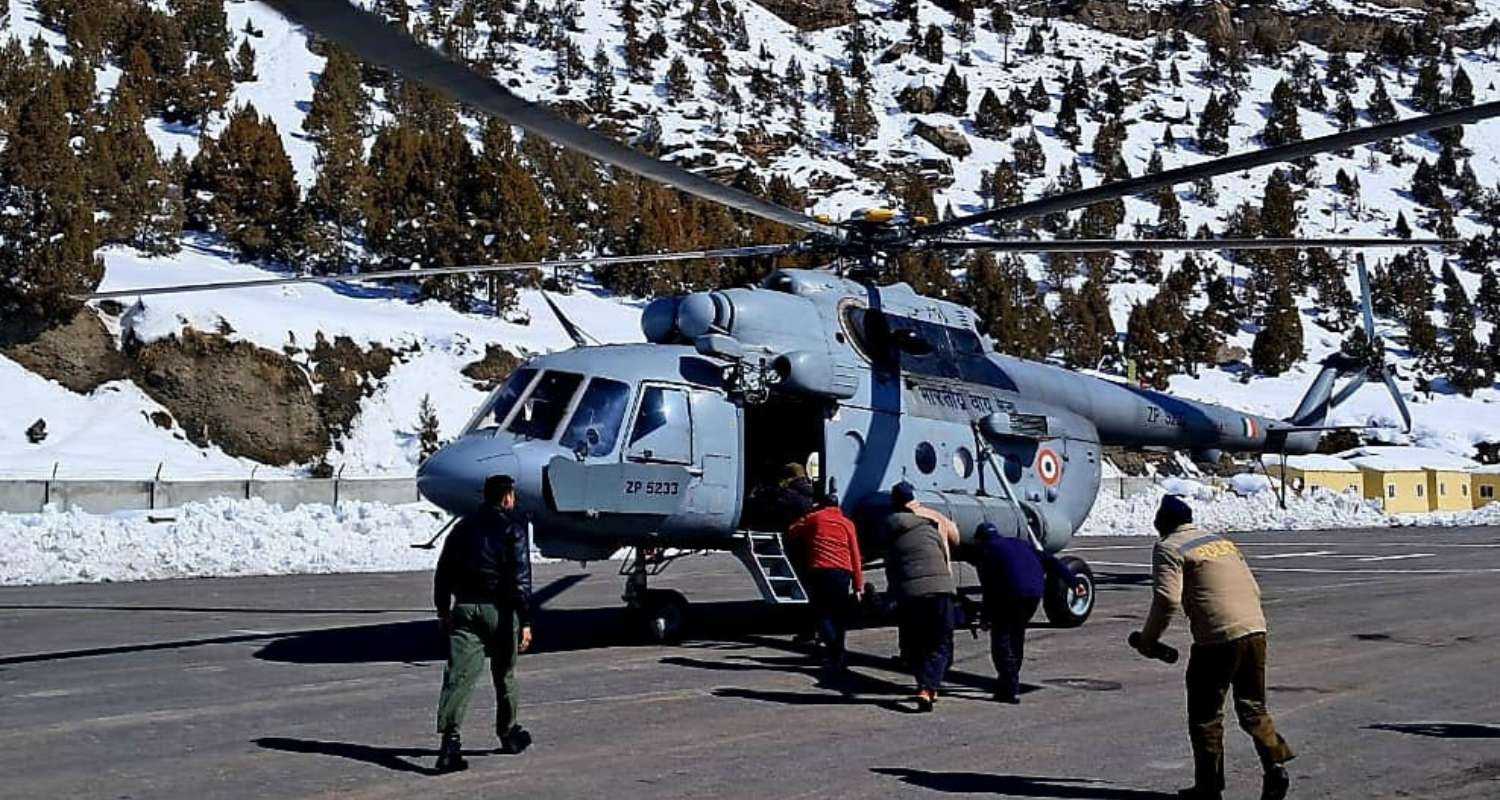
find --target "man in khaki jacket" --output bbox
[1134,495,1294,800]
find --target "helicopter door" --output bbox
[685,388,739,531]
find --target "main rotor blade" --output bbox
[920,100,1500,236]
[923,237,1454,254]
[83,244,794,300]
[264,1,837,238]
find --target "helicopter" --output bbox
[89,0,1500,641]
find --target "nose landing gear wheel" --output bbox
[633,589,689,644]
[1043,556,1094,628]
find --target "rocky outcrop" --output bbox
[308,333,397,437]
[462,344,523,391]
[754,0,856,30]
[0,308,130,393]
[912,121,972,158]
[131,329,329,465]
[897,85,940,114]
[1044,0,1475,52]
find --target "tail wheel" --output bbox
[1043,556,1094,628]
[636,589,689,644]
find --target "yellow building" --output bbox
[1427,469,1472,511]
[1267,454,1362,496]
[1472,466,1500,509]
[1345,456,1428,513]
[1339,446,1480,513]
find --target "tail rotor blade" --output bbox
[1328,370,1369,410]
[1379,367,1413,433]
[1356,258,1377,341]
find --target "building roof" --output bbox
[1266,453,1361,473]
[1334,446,1480,473]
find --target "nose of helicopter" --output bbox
[417,434,521,516]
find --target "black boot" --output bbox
[1261,765,1290,800]
[499,725,532,755]
[1176,789,1221,800]
[435,731,468,773]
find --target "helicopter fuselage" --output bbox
[417,269,1318,562]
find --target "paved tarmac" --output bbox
[1,527,1498,799]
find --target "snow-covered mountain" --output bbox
[5,0,1500,478]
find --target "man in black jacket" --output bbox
[433,474,533,773]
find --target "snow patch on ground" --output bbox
[1079,482,1500,537]
[0,498,450,586]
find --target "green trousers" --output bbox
[436,603,519,736]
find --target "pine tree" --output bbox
[826,68,851,144]
[1055,92,1081,147]
[1412,159,1444,207]
[973,88,1012,139]
[1477,268,1500,325]
[1155,186,1185,238]
[303,46,369,141]
[231,38,256,82]
[589,41,615,113]
[1325,49,1355,92]
[1262,79,1302,147]
[1394,211,1412,239]
[665,56,693,103]
[187,104,301,262]
[1333,91,1357,132]
[469,122,547,309]
[1013,129,1046,176]
[1194,175,1218,207]
[991,7,1014,66]
[1092,118,1126,175]
[417,393,443,460]
[88,85,181,255]
[966,252,1052,360]
[936,66,968,115]
[1411,57,1443,112]
[1023,25,1043,56]
[1451,67,1475,108]
[1057,262,1116,369]
[1251,285,1304,376]
[847,84,878,143]
[0,72,103,324]
[1026,78,1049,111]
[1197,93,1230,155]
[1367,75,1397,123]
[922,24,944,63]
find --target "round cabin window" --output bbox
[915,442,938,474]
[953,446,974,478]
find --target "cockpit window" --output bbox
[463,367,536,434]
[507,370,584,440]
[626,385,692,463]
[559,378,632,458]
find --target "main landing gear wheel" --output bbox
[1043,556,1095,628]
[633,589,689,644]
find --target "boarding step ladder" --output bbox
[733,531,808,604]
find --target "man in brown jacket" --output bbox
[1134,495,1294,800]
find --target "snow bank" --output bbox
[1078,482,1500,538]
[0,498,451,586]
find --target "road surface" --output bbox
[1,527,1498,798]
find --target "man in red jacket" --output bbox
[786,492,863,673]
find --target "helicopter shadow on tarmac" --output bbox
[871,767,1175,799]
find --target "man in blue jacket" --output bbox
[971,522,1081,703]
